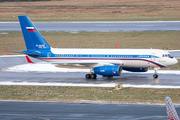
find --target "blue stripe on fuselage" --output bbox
[40,53,159,59]
[38,52,164,68]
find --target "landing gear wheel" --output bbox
[91,74,97,79]
[85,74,91,79]
[153,74,158,79]
[153,68,159,79]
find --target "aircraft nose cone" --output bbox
[166,58,178,67]
[175,58,178,64]
[173,58,178,65]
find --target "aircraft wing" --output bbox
[56,61,121,68]
[26,56,121,68]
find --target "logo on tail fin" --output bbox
[26,27,36,32]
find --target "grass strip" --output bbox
[1,31,180,55]
[0,85,180,104]
[1,16,180,22]
[1,0,180,22]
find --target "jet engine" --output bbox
[93,65,122,76]
[122,67,148,72]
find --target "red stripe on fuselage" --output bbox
[39,58,164,68]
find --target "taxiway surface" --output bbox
[1,55,180,120]
[1,21,180,31]
[0,101,174,120]
[1,55,180,86]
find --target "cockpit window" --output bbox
[162,54,174,58]
[168,54,173,58]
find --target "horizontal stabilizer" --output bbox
[5,50,26,54]
[6,50,41,56]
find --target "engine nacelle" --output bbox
[123,67,148,72]
[93,65,122,76]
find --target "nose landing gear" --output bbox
[153,68,158,79]
[153,74,158,79]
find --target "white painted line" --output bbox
[0,82,180,88]
[0,82,115,87]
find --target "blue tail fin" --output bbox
[18,16,50,50]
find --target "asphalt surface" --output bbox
[1,54,180,86]
[0,101,176,120]
[169,50,180,59]
[1,55,180,120]
[1,21,180,31]
[1,21,180,120]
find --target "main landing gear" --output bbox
[85,74,97,79]
[153,68,158,79]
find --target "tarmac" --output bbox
[1,21,180,31]
[0,101,172,120]
[1,55,180,120]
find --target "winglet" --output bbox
[165,97,180,120]
[116,45,119,49]
[26,56,34,63]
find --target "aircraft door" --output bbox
[151,53,155,61]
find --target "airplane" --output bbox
[165,96,180,120]
[8,15,178,79]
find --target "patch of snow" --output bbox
[5,63,90,73]
[123,84,180,89]
[4,63,180,75]
[0,81,116,87]
[0,81,180,88]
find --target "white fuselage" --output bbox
[39,48,178,68]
